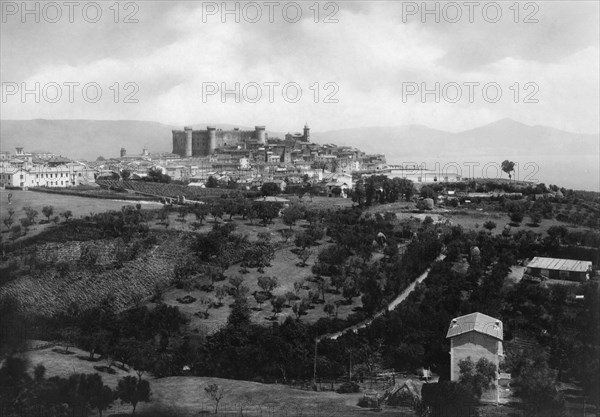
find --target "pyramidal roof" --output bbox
[446,312,503,340]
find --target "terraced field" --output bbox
[0,233,191,316]
[96,180,242,200]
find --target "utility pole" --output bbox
[313,338,318,391]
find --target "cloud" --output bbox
[1,1,598,134]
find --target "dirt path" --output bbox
[318,253,446,341]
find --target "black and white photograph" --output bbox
[0,1,598,416]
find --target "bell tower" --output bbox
[303,122,310,142]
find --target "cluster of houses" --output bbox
[0,144,358,195]
[89,134,372,196]
[0,147,96,188]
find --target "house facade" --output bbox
[0,164,96,188]
[446,312,503,404]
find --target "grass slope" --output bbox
[25,346,401,417]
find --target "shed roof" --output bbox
[527,257,592,273]
[446,312,503,340]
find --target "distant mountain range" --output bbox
[311,118,598,159]
[1,118,598,190]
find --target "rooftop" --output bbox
[254,196,290,203]
[47,156,72,164]
[527,257,592,273]
[446,312,503,340]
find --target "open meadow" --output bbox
[1,189,162,218]
[24,345,410,417]
[364,199,595,236]
[0,189,163,242]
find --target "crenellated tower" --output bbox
[255,126,266,145]
[207,126,217,154]
[184,126,193,157]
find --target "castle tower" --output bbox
[303,123,310,142]
[184,126,193,157]
[120,147,126,158]
[255,126,266,145]
[207,126,217,154]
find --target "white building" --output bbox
[0,163,97,188]
[383,165,462,183]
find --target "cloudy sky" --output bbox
[1,1,599,133]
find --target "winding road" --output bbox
[317,253,446,341]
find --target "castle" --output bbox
[172,124,310,157]
[172,125,266,157]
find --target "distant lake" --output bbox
[388,154,599,192]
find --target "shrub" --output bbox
[176,295,197,304]
[458,357,497,399]
[483,220,496,231]
[509,211,524,224]
[337,381,360,393]
[357,396,379,409]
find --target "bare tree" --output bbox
[204,383,226,414]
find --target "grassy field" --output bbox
[443,209,591,235]
[285,194,355,210]
[0,189,163,242]
[24,346,410,417]
[1,189,162,218]
[23,344,576,417]
[157,225,365,334]
[365,200,593,236]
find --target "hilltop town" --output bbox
[0,124,389,192]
